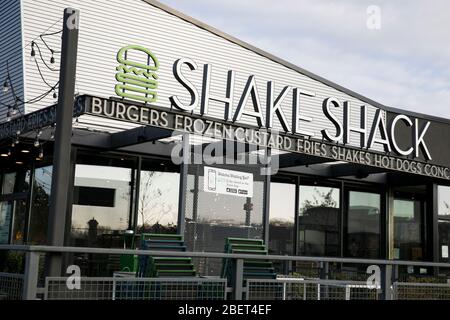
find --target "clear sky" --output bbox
[159,0,450,118]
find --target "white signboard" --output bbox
[203,167,253,198]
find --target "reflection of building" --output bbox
[299,207,340,257]
[347,206,380,259]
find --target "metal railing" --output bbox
[0,272,24,300]
[44,276,227,300]
[1,244,450,300]
[246,278,379,300]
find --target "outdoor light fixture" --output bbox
[15,161,23,165]
[34,139,40,147]
[21,149,30,153]
[53,90,57,99]
[31,42,35,57]
[2,80,8,93]
[0,153,8,157]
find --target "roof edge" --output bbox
[142,0,450,125]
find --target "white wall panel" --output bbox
[21,0,385,151]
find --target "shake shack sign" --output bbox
[114,46,433,159]
[90,45,447,179]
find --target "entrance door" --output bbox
[298,183,341,257]
[268,176,297,255]
[344,190,382,259]
[393,196,426,261]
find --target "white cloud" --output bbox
[160,0,450,117]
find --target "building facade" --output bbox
[1,0,450,277]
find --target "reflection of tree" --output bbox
[300,188,337,214]
[138,171,174,233]
[269,218,295,227]
[29,182,51,244]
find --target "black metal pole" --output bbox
[46,8,79,276]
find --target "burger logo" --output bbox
[115,45,159,103]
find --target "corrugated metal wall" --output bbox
[19,0,385,150]
[0,0,25,123]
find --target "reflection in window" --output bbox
[1,173,16,194]
[439,220,450,262]
[438,186,450,262]
[137,170,179,234]
[393,199,423,260]
[29,166,52,244]
[71,164,132,248]
[439,186,450,216]
[11,200,27,244]
[184,165,264,276]
[269,181,296,255]
[298,186,340,257]
[0,202,13,244]
[346,191,380,259]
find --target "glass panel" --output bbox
[184,164,265,276]
[438,186,450,216]
[298,186,340,257]
[1,173,16,194]
[269,181,296,255]
[71,164,132,247]
[11,199,27,245]
[137,168,180,234]
[346,191,381,259]
[28,166,53,244]
[393,199,423,260]
[0,201,13,244]
[439,220,450,262]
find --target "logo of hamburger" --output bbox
[115,45,159,103]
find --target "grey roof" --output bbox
[144,0,450,125]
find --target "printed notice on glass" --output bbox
[203,166,253,198]
[442,245,449,258]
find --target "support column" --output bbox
[262,148,271,244]
[177,133,190,236]
[47,8,80,276]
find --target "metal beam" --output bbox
[110,126,173,149]
[47,8,79,276]
[329,163,388,178]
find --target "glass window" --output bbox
[439,220,450,262]
[184,163,265,275]
[1,173,16,194]
[11,199,27,244]
[393,199,423,260]
[269,180,296,255]
[137,159,180,234]
[28,166,53,244]
[298,185,340,257]
[438,186,450,262]
[0,201,13,244]
[345,191,381,259]
[438,186,450,216]
[70,155,135,248]
[1,171,31,195]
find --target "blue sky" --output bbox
[159,0,450,118]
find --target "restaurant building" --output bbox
[1,0,450,277]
